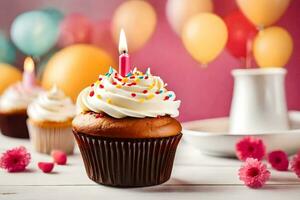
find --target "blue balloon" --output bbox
[41,8,64,25]
[0,32,16,64]
[11,11,59,56]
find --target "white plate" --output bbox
[182,111,300,157]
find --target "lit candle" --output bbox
[119,29,130,76]
[22,57,36,89]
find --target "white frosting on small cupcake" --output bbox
[0,82,43,112]
[27,85,76,122]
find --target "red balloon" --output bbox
[90,20,117,58]
[58,13,92,47]
[224,10,257,58]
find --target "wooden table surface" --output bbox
[1,133,300,200]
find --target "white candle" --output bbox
[22,57,36,89]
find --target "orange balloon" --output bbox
[237,0,291,27]
[42,44,115,101]
[253,26,293,68]
[112,0,157,52]
[182,13,228,64]
[0,63,22,94]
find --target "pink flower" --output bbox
[267,150,289,171]
[291,154,300,178]
[0,146,31,172]
[235,136,266,161]
[239,158,270,188]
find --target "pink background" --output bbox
[0,0,299,122]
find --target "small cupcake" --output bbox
[73,67,182,187]
[27,85,76,154]
[0,82,42,138]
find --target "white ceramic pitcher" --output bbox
[229,68,290,134]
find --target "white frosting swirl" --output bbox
[0,82,43,112]
[28,86,76,122]
[77,67,181,118]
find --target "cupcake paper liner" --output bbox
[0,112,29,138]
[27,120,75,155]
[73,130,182,187]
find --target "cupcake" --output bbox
[27,85,76,154]
[73,67,182,187]
[0,82,42,138]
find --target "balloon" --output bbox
[42,44,115,101]
[42,8,64,25]
[236,0,291,27]
[224,10,257,58]
[182,13,228,65]
[112,0,157,52]
[0,33,16,64]
[11,11,58,56]
[58,13,92,47]
[253,26,293,68]
[0,63,22,94]
[91,20,117,58]
[166,0,213,35]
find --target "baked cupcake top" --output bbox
[27,85,75,123]
[0,82,43,113]
[76,67,181,118]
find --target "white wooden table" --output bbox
[1,133,300,200]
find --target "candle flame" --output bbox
[24,57,34,72]
[118,29,128,54]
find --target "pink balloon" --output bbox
[91,20,117,58]
[58,13,92,47]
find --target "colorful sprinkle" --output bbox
[96,94,102,99]
[99,77,102,81]
[135,78,140,83]
[145,76,149,79]
[108,66,114,74]
[99,84,104,89]
[146,94,155,100]
[130,76,135,79]
[138,76,143,79]
[122,78,128,83]
[164,96,170,101]
[168,94,173,98]
[112,81,117,85]
[138,98,145,103]
[148,83,155,90]
[143,90,148,94]
[89,91,95,97]
[90,83,94,87]
[126,72,133,77]
[131,93,136,97]
[107,98,112,104]
[116,85,122,88]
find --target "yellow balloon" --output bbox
[112,0,157,52]
[0,63,22,94]
[237,0,291,27]
[182,13,228,65]
[166,0,213,35]
[42,44,115,101]
[253,26,293,68]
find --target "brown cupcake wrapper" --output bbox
[27,120,75,155]
[0,112,29,138]
[73,130,182,187]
